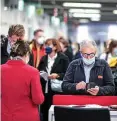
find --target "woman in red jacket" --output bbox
[1,40,44,121]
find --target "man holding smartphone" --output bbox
[62,40,115,96]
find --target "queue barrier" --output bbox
[53,95,117,106]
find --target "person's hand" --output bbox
[76,81,86,90]
[87,86,99,95]
[48,73,59,79]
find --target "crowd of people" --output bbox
[1,24,117,121]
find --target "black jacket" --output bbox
[111,66,117,95]
[64,48,73,62]
[1,37,33,66]
[62,58,115,95]
[38,52,69,80]
[1,37,9,64]
[38,52,69,121]
[38,52,69,93]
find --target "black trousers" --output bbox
[40,81,66,121]
[40,92,53,121]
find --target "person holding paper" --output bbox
[62,40,115,96]
[38,38,69,121]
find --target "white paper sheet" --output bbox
[40,71,48,81]
[40,71,49,93]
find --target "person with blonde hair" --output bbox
[1,24,25,64]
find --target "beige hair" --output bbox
[8,24,25,37]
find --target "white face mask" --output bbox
[37,37,45,45]
[83,57,95,65]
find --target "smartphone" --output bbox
[86,82,96,90]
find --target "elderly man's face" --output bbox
[81,45,96,59]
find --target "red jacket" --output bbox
[32,47,46,68]
[1,60,44,121]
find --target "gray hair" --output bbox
[80,40,97,51]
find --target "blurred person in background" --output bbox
[71,42,82,60]
[29,29,46,68]
[1,24,25,64]
[106,39,113,51]
[100,39,117,64]
[0,34,6,40]
[0,34,6,47]
[109,57,117,95]
[108,40,117,67]
[1,40,44,121]
[62,40,115,96]
[59,37,73,62]
[38,38,69,121]
[105,40,117,95]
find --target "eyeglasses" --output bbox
[82,53,95,58]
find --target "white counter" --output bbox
[49,105,117,121]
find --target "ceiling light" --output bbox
[63,3,101,8]
[69,9,100,14]
[91,17,100,21]
[18,0,24,11]
[113,10,117,14]
[78,19,89,23]
[73,13,101,18]
[108,25,117,39]
[27,5,36,18]
[4,7,8,11]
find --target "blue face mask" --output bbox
[83,57,95,65]
[45,47,52,54]
[113,48,117,57]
